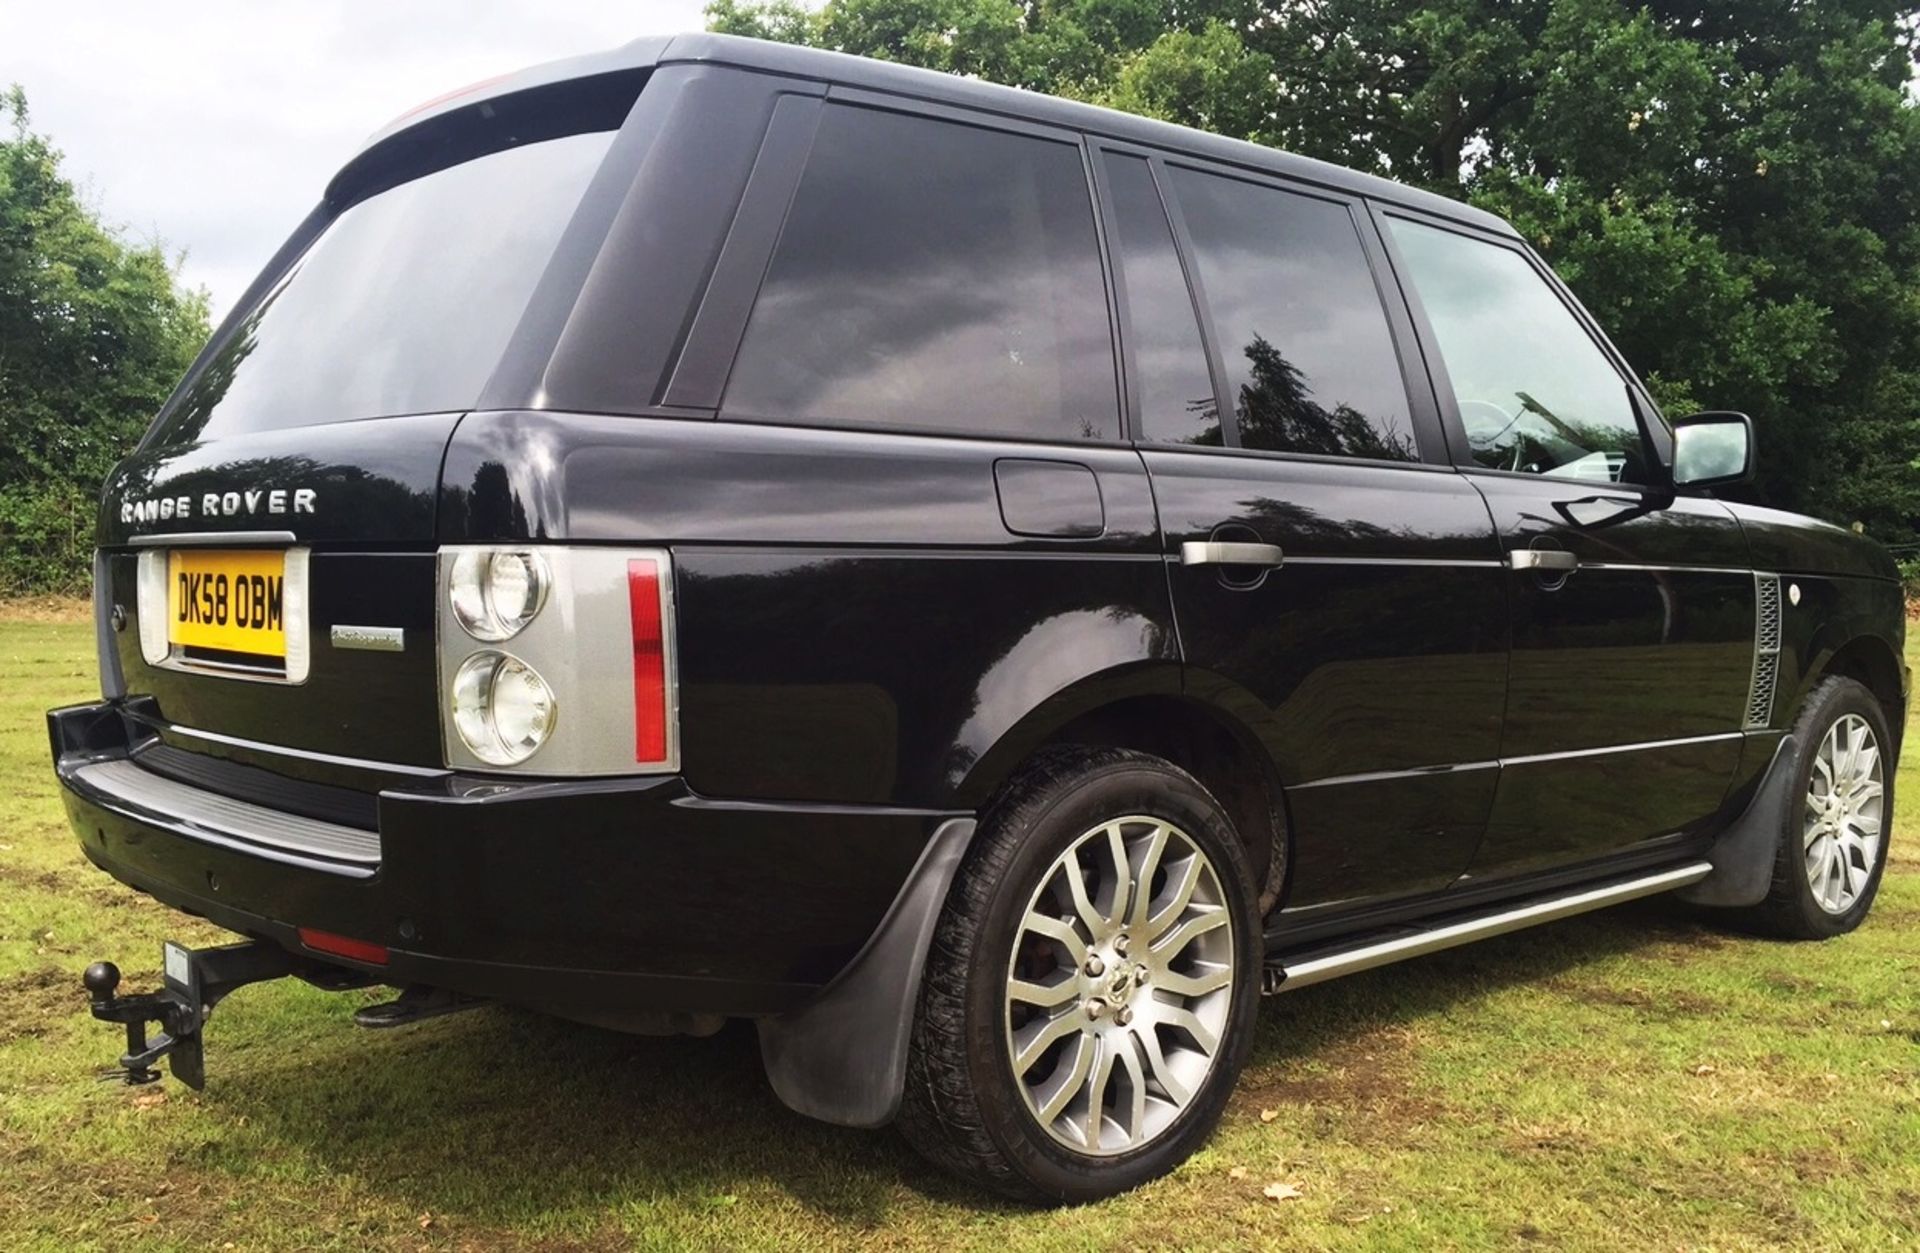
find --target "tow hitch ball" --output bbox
[82,940,295,1088]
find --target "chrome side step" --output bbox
[1262,860,1713,996]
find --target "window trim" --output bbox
[704,90,1126,444]
[1088,143,1230,447]
[1139,154,1448,470]
[1370,202,1672,484]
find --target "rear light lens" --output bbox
[628,558,668,764]
[451,651,557,765]
[297,928,390,965]
[449,548,549,641]
[437,547,676,774]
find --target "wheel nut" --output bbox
[1085,956,1106,977]
[1134,967,1149,986]
[1085,998,1106,1020]
[1116,1007,1134,1026]
[1114,934,1130,955]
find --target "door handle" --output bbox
[1507,549,1578,573]
[1180,541,1286,568]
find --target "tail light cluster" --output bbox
[436,546,678,774]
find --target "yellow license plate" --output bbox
[167,549,289,659]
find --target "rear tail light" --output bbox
[628,558,669,765]
[436,547,677,775]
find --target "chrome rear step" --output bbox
[1262,860,1713,995]
[70,758,381,868]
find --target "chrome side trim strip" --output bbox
[128,530,300,547]
[1285,555,1503,569]
[1291,761,1499,791]
[1500,731,1743,769]
[163,723,447,779]
[1292,731,1747,790]
[1266,861,1712,993]
[1579,561,1754,576]
[72,758,381,866]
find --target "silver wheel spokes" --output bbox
[1004,816,1233,1157]
[1803,713,1885,915]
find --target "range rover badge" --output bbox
[330,625,405,652]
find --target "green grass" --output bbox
[2,611,1916,1250]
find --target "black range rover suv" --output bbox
[50,33,1905,1202]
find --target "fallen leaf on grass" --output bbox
[1691,1064,1716,1076]
[418,1211,433,1230]
[1259,1108,1279,1123]
[1263,1182,1304,1202]
[1228,1166,1248,1181]
[131,1090,167,1110]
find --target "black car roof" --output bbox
[349,31,1515,239]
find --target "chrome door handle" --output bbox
[1180,541,1286,568]
[1508,549,1578,572]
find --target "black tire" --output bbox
[897,746,1262,1204]
[1744,676,1895,939]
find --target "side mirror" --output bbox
[1671,411,1755,489]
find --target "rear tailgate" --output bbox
[98,415,459,768]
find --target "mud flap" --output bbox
[1676,734,1797,909]
[756,817,975,1129]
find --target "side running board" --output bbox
[1262,861,1713,996]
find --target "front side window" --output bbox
[722,105,1118,441]
[1388,218,1648,483]
[1169,167,1417,462]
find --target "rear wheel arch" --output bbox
[966,693,1290,917]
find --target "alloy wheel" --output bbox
[1803,712,1885,915]
[1002,816,1234,1156]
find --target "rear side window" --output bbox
[1102,153,1219,446]
[148,130,616,447]
[1169,167,1416,462]
[722,105,1118,441]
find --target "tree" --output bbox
[0,86,209,593]
[704,1,1920,543]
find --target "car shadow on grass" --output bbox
[199,897,1731,1222]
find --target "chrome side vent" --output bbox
[1746,574,1783,730]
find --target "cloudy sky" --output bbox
[7,1,713,321]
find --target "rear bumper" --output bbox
[50,701,961,1019]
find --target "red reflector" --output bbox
[297,928,389,966]
[628,557,669,764]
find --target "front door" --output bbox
[1096,148,1508,918]
[1379,210,1754,881]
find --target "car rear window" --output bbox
[145,128,615,448]
[721,104,1118,442]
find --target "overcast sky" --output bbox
[6,1,712,321]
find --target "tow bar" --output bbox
[83,939,338,1088]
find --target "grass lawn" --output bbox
[2,610,1916,1250]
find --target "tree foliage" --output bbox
[706,0,1920,542]
[0,87,210,593]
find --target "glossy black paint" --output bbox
[53,34,1909,1035]
[1466,477,1756,877]
[1146,450,1508,911]
[52,703,950,1011]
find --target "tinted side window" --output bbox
[1387,218,1646,483]
[1169,168,1416,461]
[1102,154,1220,446]
[723,106,1117,440]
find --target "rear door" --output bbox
[1101,149,1508,921]
[1377,209,1754,881]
